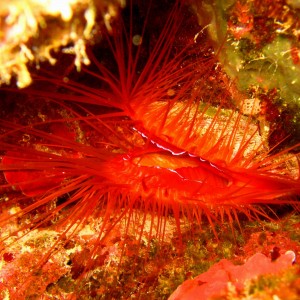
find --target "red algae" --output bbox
[168,251,296,300]
[0,0,300,298]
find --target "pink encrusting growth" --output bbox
[0,0,300,297]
